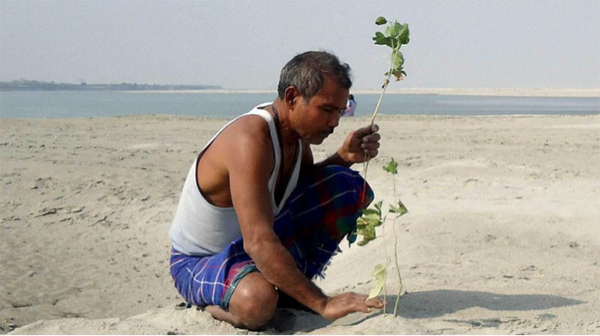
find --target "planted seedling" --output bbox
[353,16,411,317]
[353,158,408,316]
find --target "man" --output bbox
[169,51,383,330]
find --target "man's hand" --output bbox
[319,292,384,321]
[337,124,381,164]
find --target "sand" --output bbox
[1,114,599,334]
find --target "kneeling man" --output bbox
[169,51,383,330]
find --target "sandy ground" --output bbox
[1,114,599,334]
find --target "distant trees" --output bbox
[0,79,222,91]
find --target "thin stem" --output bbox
[381,212,390,315]
[362,48,396,179]
[369,77,391,127]
[391,173,404,317]
[361,75,391,181]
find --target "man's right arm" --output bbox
[224,121,381,319]
[224,121,328,312]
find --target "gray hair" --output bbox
[277,51,352,102]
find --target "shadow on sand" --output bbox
[394,289,584,319]
[268,289,584,332]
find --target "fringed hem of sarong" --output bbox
[311,246,343,280]
[220,263,259,310]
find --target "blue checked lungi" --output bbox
[169,165,374,310]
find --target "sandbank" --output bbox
[1,114,599,334]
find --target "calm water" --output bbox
[0,91,598,118]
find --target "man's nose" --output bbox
[329,113,340,128]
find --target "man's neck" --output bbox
[272,99,299,147]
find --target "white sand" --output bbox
[1,114,599,334]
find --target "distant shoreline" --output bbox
[0,80,221,92]
[127,88,600,98]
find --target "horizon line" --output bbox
[129,87,600,98]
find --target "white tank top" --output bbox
[169,103,303,256]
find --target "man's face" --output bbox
[290,78,349,145]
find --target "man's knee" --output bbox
[229,272,278,329]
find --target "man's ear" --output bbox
[284,86,301,109]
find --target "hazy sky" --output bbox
[1,0,598,90]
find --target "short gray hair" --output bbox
[277,51,352,102]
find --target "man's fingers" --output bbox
[351,293,382,310]
[361,141,380,150]
[365,149,379,158]
[350,294,373,313]
[361,132,381,143]
[323,293,384,320]
[355,124,380,138]
[357,305,372,313]
[365,297,384,309]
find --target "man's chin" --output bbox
[313,134,330,144]
[304,132,331,145]
[307,138,325,145]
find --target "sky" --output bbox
[1,0,598,90]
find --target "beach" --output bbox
[1,114,599,334]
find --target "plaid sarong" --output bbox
[169,165,374,310]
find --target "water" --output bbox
[0,91,598,118]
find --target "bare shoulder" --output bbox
[212,115,275,168]
[197,115,275,206]
[223,116,272,152]
[226,115,271,140]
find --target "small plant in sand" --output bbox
[351,158,408,316]
[351,16,410,317]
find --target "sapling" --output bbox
[352,16,410,317]
[363,16,410,180]
[383,158,409,316]
[353,158,408,316]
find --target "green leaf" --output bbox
[383,158,399,174]
[389,199,409,216]
[359,202,383,227]
[362,214,382,227]
[397,200,408,215]
[375,16,387,25]
[385,24,394,38]
[399,24,410,44]
[392,22,402,37]
[358,223,376,241]
[368,264,387,299]
[391,51,404,71]
[374,200,383,214]
[356,217,368,228]
[373,32,388,46]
